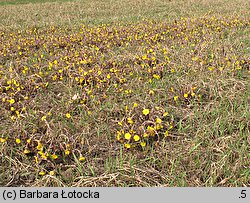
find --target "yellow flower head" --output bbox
[155,118,162,124]
[149,90,154,95]
[140,142,146,147]
[8,99,15,104]
[142,109,150,116]
[15,138,21,144]
[116,134,121,141]
[164,130,169,137]
[23,149,30,154]
[65,113,71,118]
[153,74,160,80]
[40,152,48,160]
[124,133,132,140]
[0,138,7,143]
[79,156,86,162]
[163,112,168,117]
[39,171,46,176]
[51,154,58,160]
[36,142,43,151]
[34,156,39,163]
[133,135,140,142]
[133,102,138,108]
[156,124,163,130]
[127,117,134,124]
[49,171,55,176]
[147,126,154,132]
[124,143,131,149]
[65,150,70,155]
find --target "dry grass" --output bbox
[0,0,249,29]
[0,0,249,187]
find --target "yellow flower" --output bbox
[65,113,71,118]
[15,138,21,144]
[143,133,149,138]
[149,90,154,95]
[133,102,138,108]
[39,152,48,160]
[24,149,30,154]
[163,112,168,117]
[164,130,169,137]
[142,54,147,60]
[147,126,154,132]
[116,134,121,141]
[65,150,70,155]
[41,116,46,121]
[127,117,134,124]
[34,156,39,163]
[133,135,140,142]
[191,92,195,97]
[36,142,43,151]
[51,154,58,160]
[124,143,131,149]
[174,96,178,101]
[79,156,86,162]
[153,74,160,80]
[8,99,15,104]
[155,118,162,124]
[142,109,150,115]
[0,138,7,143]
[156,124,163,130]
[184,93,188,98]
[118,121,123,126]
[49,171,55,176]
[140,142,146,147]
[26,138,31,143]
[39,171,46,176]
[125,105,128,112]
[208,66,215,71]
[124,133,132,140]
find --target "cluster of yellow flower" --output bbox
[0,16,249,174]
[115,103,174,149]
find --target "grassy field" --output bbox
[0,0,249,186]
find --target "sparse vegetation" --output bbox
[0,0,249,186]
